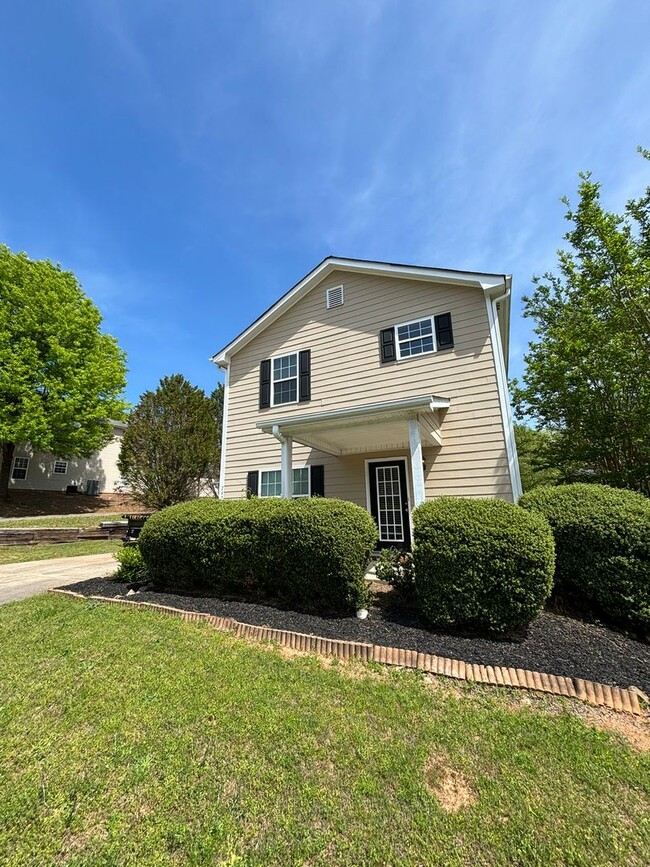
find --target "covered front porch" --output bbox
[257,394,450,547]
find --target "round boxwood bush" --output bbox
[412,497,555,634]
[519,484,650,633]
[138,497,378,613]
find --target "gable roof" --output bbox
[211,256,511,368]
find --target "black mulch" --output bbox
[61,576,650,694]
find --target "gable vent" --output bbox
[326,285,344,309]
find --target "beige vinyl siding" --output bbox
[223,270,513,502]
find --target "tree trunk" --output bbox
[0,442,15,502]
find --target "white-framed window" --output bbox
[53,460,68,475]
[258,468,310,498]
[272,353,298,405]
[11,457,29,480]
[396,317,435,359]
[260,469,282,497]
[291,467,310,497]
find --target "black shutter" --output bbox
[246,471,259,497]
[299,349,311,402]
[380,328,396,363]
[434,313,454,350]
[310,465,324,497]
[259,359,271,408]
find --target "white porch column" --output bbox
[408,418,426,507]
[280,434,293,498]
[272,424,293,498]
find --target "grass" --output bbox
[0,514,122,528]
[0,539,121,565]
[0,597,648,866]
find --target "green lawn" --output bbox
[0,539,121,565]
[0,597,648,866]
[0,513,122,528]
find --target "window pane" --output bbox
[273,379,297,404]
[292,468,309,496]
[54,460,68,474]
[260,470,282,497]
[273,354,297,380]
[397,318,434,356]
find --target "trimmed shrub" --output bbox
[114,545,148,583]
[413,498,555,634]
[519,484,650,633]
[138,497,378,613]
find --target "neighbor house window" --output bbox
[53,460,68,475]
[260,470,282,497]
[11,457,29,480]
[396,317,435,358]
[258,468,310,497]
[272,353,298,405]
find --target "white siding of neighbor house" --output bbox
[221,269,513,503]
[9,426,127,494]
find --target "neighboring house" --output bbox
[9,422,127,495]
[212,257,521,549]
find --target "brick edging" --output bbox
[49,589,645,716]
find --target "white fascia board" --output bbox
[212,257,511,367]
[257,394,450,434]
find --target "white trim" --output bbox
[408,419,425,506]
[211,257,510,367]
[269,350,300,408]
[484,289,523,500]
[11,456,30,480]
[218,365,230,498]
[326,284,344,309]
[53,459,68,475]
[364,456,414,547]
[394,315,437,361]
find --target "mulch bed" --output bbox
[62,576,650,694]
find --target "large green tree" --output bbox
[513,424,562,492]
[512,149,650,495]
[118,375,221,509]
[0,245,128,500]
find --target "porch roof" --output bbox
[257,394,449,456]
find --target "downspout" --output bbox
[485,277,523,499]
[212,358,229,499]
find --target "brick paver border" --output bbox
[49,588,645,716]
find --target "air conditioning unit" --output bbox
[85,479,100,496]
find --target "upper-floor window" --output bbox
[396,317,435,358]
[260,349,311,410]
[380,312,454,364]
[53,460,68,475]
[11,457,29,480]
[272,353,298,405]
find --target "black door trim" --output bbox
[367,459,411,550]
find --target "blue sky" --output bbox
[2,1,649,403]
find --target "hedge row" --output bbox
[138,497,378,613]
[412,498,555,634]
[519,483,650,633]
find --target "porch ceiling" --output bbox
[257,394,449,456]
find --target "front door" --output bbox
[368,460,411,550]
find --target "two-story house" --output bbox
[212,257,521,549]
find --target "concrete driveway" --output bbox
[0,553,117,605]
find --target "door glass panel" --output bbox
[375,465,404,542]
